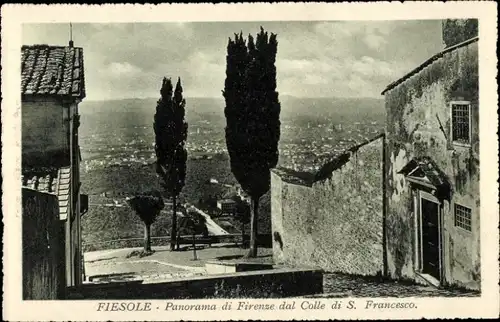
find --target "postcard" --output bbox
[1,2,498,321]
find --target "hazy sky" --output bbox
[23,20,443,101]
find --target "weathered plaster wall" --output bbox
[22,97,69,167]
[384,41,480,290]
[271,137,384,275]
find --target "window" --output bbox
[454,203,472,231]
[451,102,471,144]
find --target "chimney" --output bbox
[69,40,74,48]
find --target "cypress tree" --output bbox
[223,27,281,257]
[154,77,188,251]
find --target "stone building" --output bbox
[21,42,87,287]
[217,199,236,214]
[381,19,480,290]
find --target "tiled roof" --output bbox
[381,37,478,95]
[22,166,72,220]
[58,167,71,219]
[21,44,85,99]
[23,170,58,193]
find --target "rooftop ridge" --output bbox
[381,36,479,95]
[342,132,385,155]
[273,132,385,187]
[314,132,384,183]
[21,187,58,197]
[22,44,83,49]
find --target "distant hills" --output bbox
[80,96,385,121]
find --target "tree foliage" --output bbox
[443,19,478,48]
[223,27,280,257]
[235,199,251,225]
[154,77,188,196]
[154,77,188,250]
[127,191,165,224]
[126,191,165,252]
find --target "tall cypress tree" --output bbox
[223,27,281,257]
[154,77,188,251]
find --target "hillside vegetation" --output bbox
[81,159,271,250]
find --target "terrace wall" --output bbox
[271,136,384,276]
[68,268,323,299]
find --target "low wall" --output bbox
[271,136,384,276]
[22,188,65,300]
[67,268,323,299]
[83,234,272,252]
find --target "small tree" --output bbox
[223,27,281,257]
[178,210,208,260]
[126,191,165,252]
[154,77,188,251]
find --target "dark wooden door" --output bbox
[421,198,440,280]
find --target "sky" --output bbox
[22,20,443,101]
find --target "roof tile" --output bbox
[60,167,71,174]
[21,45,85,100]
[59,177,70,184]
[22,166,72,220]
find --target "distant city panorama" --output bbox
[79,96,384,175]
[78,96,385,243]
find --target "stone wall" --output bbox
[23,188,66,299]
[22,97,69,168]
[68,268,323,299]
[384,40,480,290]
[271,136,384,276]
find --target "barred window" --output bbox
[451,103,471,144]
[454,204,472,231]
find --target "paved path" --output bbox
[189,206,229,235]
[84,245,273,283]
[83,247,478,298]
[310,273,480,298]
